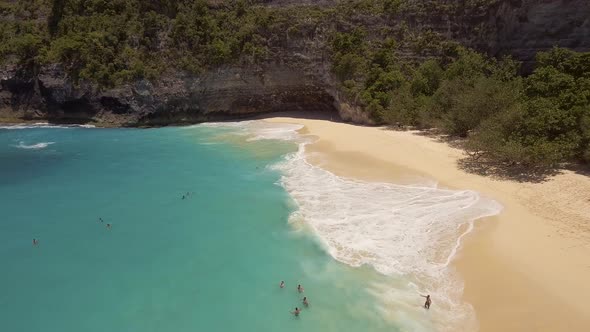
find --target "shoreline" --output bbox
[6,116,589,330]
[264,117,590,331]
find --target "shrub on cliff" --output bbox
[2,0,279,85]
[343,40,590,169]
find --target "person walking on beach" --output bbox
[280,281,285,288]
[302,297,309,307]
[421,294,431,309]
[292,307,301,317]
[297,284,304,293]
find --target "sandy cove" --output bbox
[265,117,590,331]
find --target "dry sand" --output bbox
[265,117,590,331]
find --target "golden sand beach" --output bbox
[265,117,590,331]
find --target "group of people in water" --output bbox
[33,190,196,246]
[99,217,112,229]
[30,190,434,313]
[280,280,431,316]
[181,192,194,200]
[279,281,309,317]
[34,190,198,246]
[32,217,112,246]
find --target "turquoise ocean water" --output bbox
[0,125,395,332]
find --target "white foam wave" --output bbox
[0,123,95,130]
[275,145,501,331]
[197,121,304,141]
[14,141,55,150]
[274,146,501,276]
[198,120,502,331]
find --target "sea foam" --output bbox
[0,123,95,130]
[274,144,501,331]
[199,120,502,331]
[14,141,55,150]
[274,146,501,276]
[197,121,303,141]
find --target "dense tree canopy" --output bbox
[1,0,280,83]
[330,23,590,168]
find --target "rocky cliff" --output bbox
[0,63,341,126]
[460,0,589,70]
[0,0,588,126]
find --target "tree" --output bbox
[410,59,443,96]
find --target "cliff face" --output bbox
[401,0,589,69]
[474,0,589,70]
[0,0,588,126]
[0,30,363,125]
[1,63,341,126]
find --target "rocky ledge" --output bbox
[0,62,366,127]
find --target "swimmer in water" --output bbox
[302,297,309,307]
[421,294,431,309]
[32,238,38,246]
[106,224,112,230]
[297,284,304,293]
[182,195,185,200]
[280,281,285,288]
[292,307,301,316]
[99,217,104,223]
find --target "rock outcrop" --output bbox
[467,0,589,70]
[400,0,589,70]
[1,63,350,126]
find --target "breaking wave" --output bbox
[0,123,95,130]
[14,141,55,150]
[199,120,502,331]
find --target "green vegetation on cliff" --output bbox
[1,0,278,83]
[1,0,589,169]
[331,27,590,168]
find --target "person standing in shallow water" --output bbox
[292,307,301,317]
[297,284,304,293]
[32,239,38,246]
[302,297,309,307]
[421,294,431,309]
